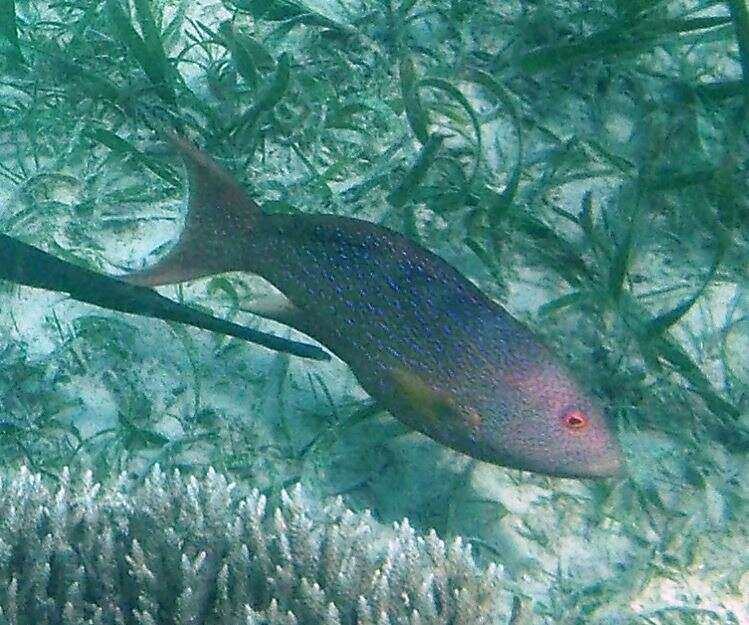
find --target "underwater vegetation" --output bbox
[0,466,506,624]
[0,0,747,623]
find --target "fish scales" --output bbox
[125,133,623,478]
[250,214,526,386]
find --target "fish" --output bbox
[124,132,623,478]
[0,232,330,361]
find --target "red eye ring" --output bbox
[562,409,588,430]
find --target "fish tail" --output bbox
[125,132,263,286]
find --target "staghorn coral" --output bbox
[0,466,506,625]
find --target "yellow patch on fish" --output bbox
[467,406,482,438]
[388,367,462,424]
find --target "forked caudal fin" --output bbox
[125,132,262,286]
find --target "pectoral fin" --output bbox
[387,367,483,438]
[388,368,461,424]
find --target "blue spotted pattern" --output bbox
[249,214,549,436]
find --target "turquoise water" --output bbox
[0,1,746,623]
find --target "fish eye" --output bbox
[562,409,588,430]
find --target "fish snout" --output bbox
[585,441,624,478]
[591,458,622,478]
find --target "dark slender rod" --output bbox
[0,233,330,361]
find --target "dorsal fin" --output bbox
[125,132,262,286]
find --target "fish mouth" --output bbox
[493,445,625,479]
[544,456,623,479]
[585,454,623,478]
[577,444,624,479]
[540,444,624,479]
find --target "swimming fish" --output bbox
[125,133,623,478]
[0,232,330,361]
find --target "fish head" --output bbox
[384,352,622,479]
[480,351,623,478]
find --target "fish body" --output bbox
[250,214,618,475]
[127,134,623,478]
